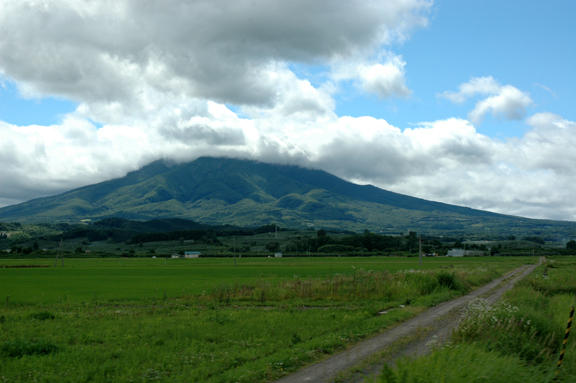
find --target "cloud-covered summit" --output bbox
[0,0,575,222]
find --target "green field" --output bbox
[0,256,535,382]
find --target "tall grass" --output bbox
[379,257,576,382]
[380,343,546,383]
[206,268,492,307]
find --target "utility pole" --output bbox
[233,236,237,266]
[54,238,63,267]
[419,234,423,266]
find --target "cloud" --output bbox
[442,77,533,124]
[0,0,431,108]
[468,85,533,124]
[521,113,576,175]
[0,0,431,202]
[441,76,501,103]
[2,110,576,221]
[1,1,576,223]
[535,83,558,99]
[357,57,411,98]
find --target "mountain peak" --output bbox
[0,157,575,237]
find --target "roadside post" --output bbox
[554,305,575,380]
[418,234,422,265]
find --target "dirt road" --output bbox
[275,262,540,383]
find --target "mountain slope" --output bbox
[1,157,575,237]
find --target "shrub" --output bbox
[30,311,56,320]
[1,339,59,358]
[436,272,458,290]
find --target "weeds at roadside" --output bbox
[378,258,576,383]
[205,269,479,308]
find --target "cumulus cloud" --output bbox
[0,0,430,107]
[469,86,533,123]
[442,77,533,124]
[0,0,431,196]
[521,113,576,175]
[392,114,576,220]
[441,76,501,103]
[1,0,576,223]
[2,108,576,221]
[357,57,411,98]
[330,54,411,99]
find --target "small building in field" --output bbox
[447,248,466,257]
[184,251,201,258]
[274,252,283,258]
[447,248,488,257]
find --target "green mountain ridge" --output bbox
[1,157,575,238]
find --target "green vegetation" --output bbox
[379,257,576,382]
[2,157,575,238]
[2,217,572,260]
[0,256,529,382]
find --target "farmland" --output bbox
[0,256,538,382]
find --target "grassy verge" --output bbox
[378,256,576,383]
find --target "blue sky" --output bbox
[0,79,76,126]
[335,0,576,137]
[1,0,576,221]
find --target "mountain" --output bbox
[1,157,575,238]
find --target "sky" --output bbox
[0,0,575,221]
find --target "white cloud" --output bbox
[357,57,411,98]
[442,77,533,124]
[1,1,576,223]
[0,0,431,203]
[2,110,576,221]
[384,114,576,221]
[0,0,430,107]
[441,76,501,103]
[469,85,533,124]
[329,54,412,100]
[521,113,576,175]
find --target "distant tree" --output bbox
[316,230,330,247]
[567,240,576,250]
[491,244,502,256]
[265,242,280,253]
[524,236,545,245]
[318,244,357,253]
[406,231,418,252]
